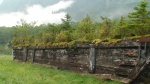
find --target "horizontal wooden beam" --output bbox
[139,37,150,42]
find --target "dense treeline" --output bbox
[11,1,150,47]
[0,27,13,54]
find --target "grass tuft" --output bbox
[0,55,122,84]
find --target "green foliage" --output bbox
[0,27,13,45]
[0,27,13,54]
[99,17,113,39]
[76,15,94,42]
[11,1,150,47]
[55,31,68,42]
[12,19,36,47]
[61,13,72,31]
[92,22,102,39]
[0,44,12,55]
[114,16,130,38]
[128,0,150,35]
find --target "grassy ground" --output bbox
[0,55,122,84]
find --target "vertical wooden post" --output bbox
[42,49,46,59]
[53,49,56,60]
[32,49,35,63]
[89,44,96,74]
[144,42,147,57]
[23,47,28,62]
[138,43,141,62]
[12,49,15,61]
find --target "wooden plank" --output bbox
[139,37,150,42]
[96,46,139,49]
[23,48,28,62]
[128,57,150,80]
[114,68,132,76]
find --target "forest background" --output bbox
[0,1,150,54]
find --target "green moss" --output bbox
[92,39,102,46]
[144,34,150,37]
[12,34,150,48]
[68,41,76,48]
[52,42,69,47]
[46,42,52,47]
[125,36,142,40]
[106,39,122,45]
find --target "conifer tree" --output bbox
[77,15,94,42]
[128,0,150,35]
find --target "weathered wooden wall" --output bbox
[12,37,150,84]
[12,38,150,77]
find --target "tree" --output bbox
[61,13,72,31]
[92,22,102,39]
[12,19,36,47]
[99,16,112,39]
[76,15,94,42]
[128,0,150,35]
[61,14,73,42]
[0,27,13,45]
[55,31,68,42]
[115,16,129,38]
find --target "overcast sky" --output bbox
[0,0,143,27]
[0,0,74,27]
